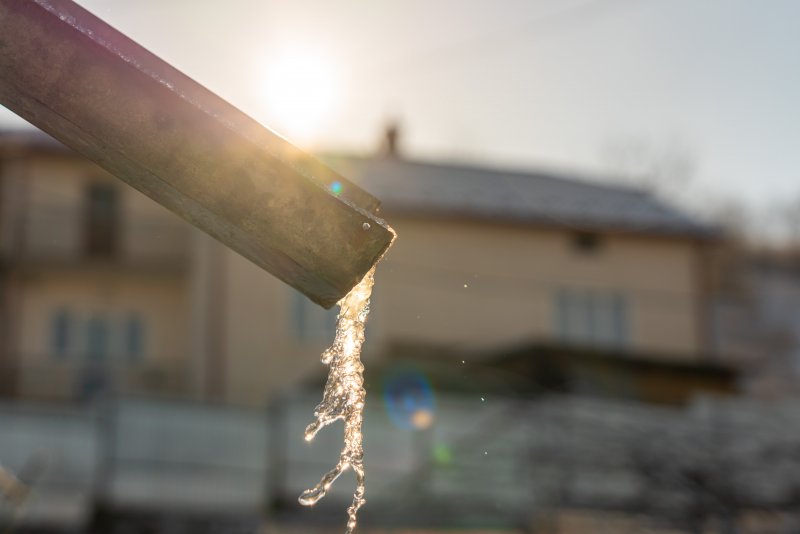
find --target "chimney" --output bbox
[379,121,401,159]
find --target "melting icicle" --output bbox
[299,266,375,534]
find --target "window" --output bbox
[85,183,119,257]
[292,291,337,341]
[572,232,603,254]
[50,309,71,359]
[86,314,109,363]
[124,314,145,362]
[555,289,629,349]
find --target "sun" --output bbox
[261,47,341,143]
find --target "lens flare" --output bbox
[382,369,435,430]
[433,444,454,466]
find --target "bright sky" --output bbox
[2,0,798,222]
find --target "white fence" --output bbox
[0,403,97,528]
[1,394,800,530]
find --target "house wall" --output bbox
[376,217,700,355]
[220,246,334,406]
[220,215,705,407]
[14,270,190,400]
[0,147,709,408]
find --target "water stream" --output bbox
[298,266,376,533]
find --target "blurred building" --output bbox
[0,127,764,534]
[712,248,800,398]
[0,128,721,408]
[0,131,193,402]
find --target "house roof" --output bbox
[324,154,717,239]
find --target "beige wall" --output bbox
[219,214,705,406]
[17,271,188,363]
[221,246,335,406]
[375,217,700,356]
[14,270,190,400]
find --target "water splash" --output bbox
[299,267,375,533]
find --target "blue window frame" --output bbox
[125,314,145,362]
[86,314,109,363]
[50,308,71,359]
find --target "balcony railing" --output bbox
[2,360,194,402]
[1,203,191,271]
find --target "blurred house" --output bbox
[712,248,800,398]
[0,128,753,534]
[0,128,722,407]
[214,128,728,407]
[0,131,194,402]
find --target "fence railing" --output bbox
[2,393,800,531]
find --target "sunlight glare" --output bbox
[261,47,341,143]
